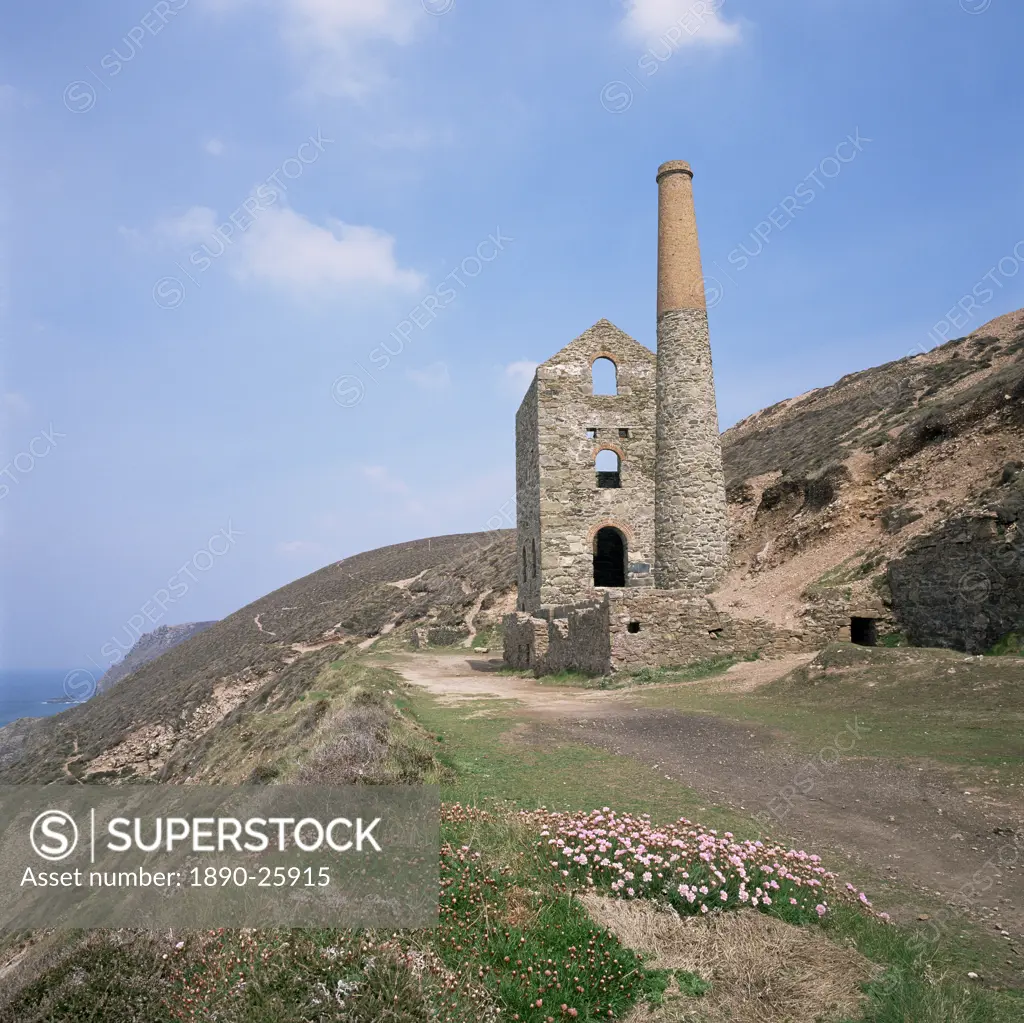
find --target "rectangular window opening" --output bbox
[618,428,630,438]
[586,427,597,439]
[627,621,641,634]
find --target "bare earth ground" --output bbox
[391,652,1024,955]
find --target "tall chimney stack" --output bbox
[653,161,729,592]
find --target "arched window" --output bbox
[591,357,617,396]
[522,545,527,580]
[531,538,537,578]
[595,449,621,489]
[593,527,626,587]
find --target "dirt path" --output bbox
[461,589,493,648]
[392,652,1024,949]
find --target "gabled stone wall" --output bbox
[523,320,657,608]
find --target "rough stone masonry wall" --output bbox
[653,161,730,593]
[654,307,730,592]
[515,378,542,611]
[503,601,611,675]
[532,320,657,607]
[504,596,809,677]
[606,591,807,671]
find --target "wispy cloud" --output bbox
[205,138,226,156]
[504,360,538,392]
[155,206,219,245]
[621,0,742,47]
[149,204,424,296]
[206,0,427,97]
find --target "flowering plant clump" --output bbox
[528,807,857,924]
[162,927,495,1023]
[436,840,665,1021]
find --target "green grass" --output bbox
[6,648,1023,1023]
[398,658,1024,1022]
[822,907,1024,1023]
[617,652,758,688]
[0,820,672,1023]
[674,970,711,997]
[635,644,1024,780]
[403,689,741,833]
[986,632,1023,656]
[878,632,909,648]
[434,837,669,1021]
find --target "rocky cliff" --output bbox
[97,621,218,693]
[716,307,1024,653]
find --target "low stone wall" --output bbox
[504,592,810,676]
[797,590,896,646]
[412,626,471,648]
[502,613,546,670]
[503,601,610,674]
[607,591,807,670]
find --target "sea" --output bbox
[0,670,82,729]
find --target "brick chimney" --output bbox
[653,161,729,592]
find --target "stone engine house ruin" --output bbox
[504,161,841,674]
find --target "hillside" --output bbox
[0,530,515,784]
[0,308,1021,785]
[717,307,1024,652]
[97,622,218,693]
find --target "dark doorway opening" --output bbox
[851,617,878,647]
[593,527,626,587]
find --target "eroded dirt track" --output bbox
[392,652,1024,950]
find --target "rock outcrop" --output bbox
[97,622,218,693]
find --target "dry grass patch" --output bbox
[581,894,877,1023]
[498,885,539,929]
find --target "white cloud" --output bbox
[407,362,451,391]
[504,360,538,391]
[205,138,226,156]
[621,0,742,47]
[233,207,424,294]
[206,0,424,97]
[150,204,423,296]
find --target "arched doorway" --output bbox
[593,527,626,587]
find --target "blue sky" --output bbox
[2,0,1023,672]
